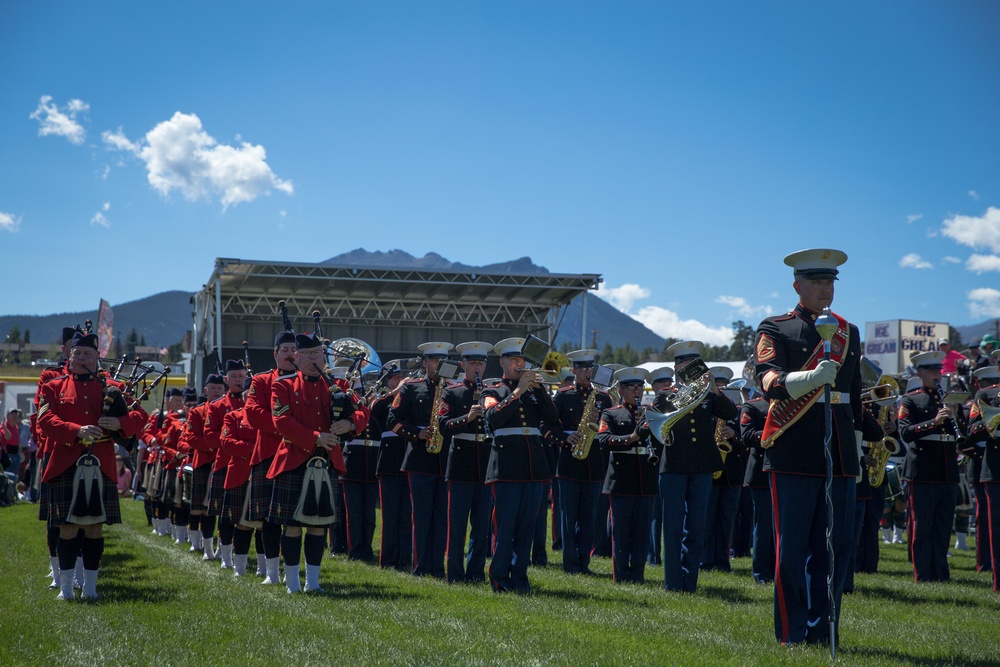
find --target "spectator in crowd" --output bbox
[2,409,24,482]
[116,454,134,498]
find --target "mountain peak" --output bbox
[321,248,550,274]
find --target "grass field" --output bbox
[1,499,998,667]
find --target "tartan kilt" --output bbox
[221,480,249,524]
[153,466,174,504]
[246,458,275,523]
[205,468,227,516]
[266,462,341,528]
[191,464,213,510]
[38,454,50,522]
[46,466,121,528]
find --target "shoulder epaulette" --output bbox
[444,379,463,388]
[557,385,574,393]
[402,376,424,385]
[276,372,297,382]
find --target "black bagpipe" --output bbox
[66,361,166,525]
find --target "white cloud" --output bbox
[631,306,734,347]
[89,202,111,227]
[102,111,293,210]
[279,209,287,218]
[969,287,1000,319]
[966,254,1000,274]
[969,190,981,200]
[906,214,923,224]
[29,95,89,145]
[597,283,650,313]
[899,253,933,270]
[714,295,773,318]
[941,207,1000,253]
[942,256,962,264]
[0,211,22,232]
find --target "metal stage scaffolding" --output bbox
[192,258,600,387]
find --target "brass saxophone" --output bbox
[425,376,446,454]
[571,386,600,460]
[712,418,733,480]
[868,403,900,488]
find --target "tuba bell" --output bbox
[540,351,570,382]
[977,397,1000,439]
[644,361,713,447]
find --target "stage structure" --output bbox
[192,258,601,388]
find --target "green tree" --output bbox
[728,320,756,362]
[599,342,614,365]
[125,328,139,357]
[7,326,22,364]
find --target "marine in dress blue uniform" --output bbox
[898,350,965,583]
[964,366,998,575]
[656,341,738,593]
[549,349,614,575]
[388,342,454,578]
[754,248,862,647]
[373,364,410,571]
[739,386,774,584]
[439,341,494,584]
[596,367,659,583]
[339,367,381,563]
[701,366,745,573]
[965,366,1000,590]
[645,366,673,566]
[482,337,559,593]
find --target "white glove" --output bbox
[783,360,839,400]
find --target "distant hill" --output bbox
[322,249,551,276]
[956,319,1000,346]
[0,252,668,355]
[322,249,666,350]
[0,291,193,348]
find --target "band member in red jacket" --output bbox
[267,333,369,593]
[38,332,147,600]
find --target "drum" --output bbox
[181,465,194,505]
[884,462,903,503]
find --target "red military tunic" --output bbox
[221,407,256,489]
[245,369,283,465]
[205,392,245,474]
[181,402,213,469]
[267,373,369,479]
[38,374,147,483]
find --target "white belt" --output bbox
[345,439,379,447]
[815,391,849,404]
[619,447,651,456]
[381,431,398,439]
[919,434,957,442]
[493,427,542,438]
[453,433,488,442]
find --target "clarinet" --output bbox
[934,381,967,445]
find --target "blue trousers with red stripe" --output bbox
[974,482,992,573]
[447,480,492,583]
[986,483,1000,591]
[408,472,447,577]
[770,472,855,645]
[342,480,378,562]
[906,481,957,582]
[489,481,543,593]
[378,474,412,570]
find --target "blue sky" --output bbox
[2,1,999,346]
